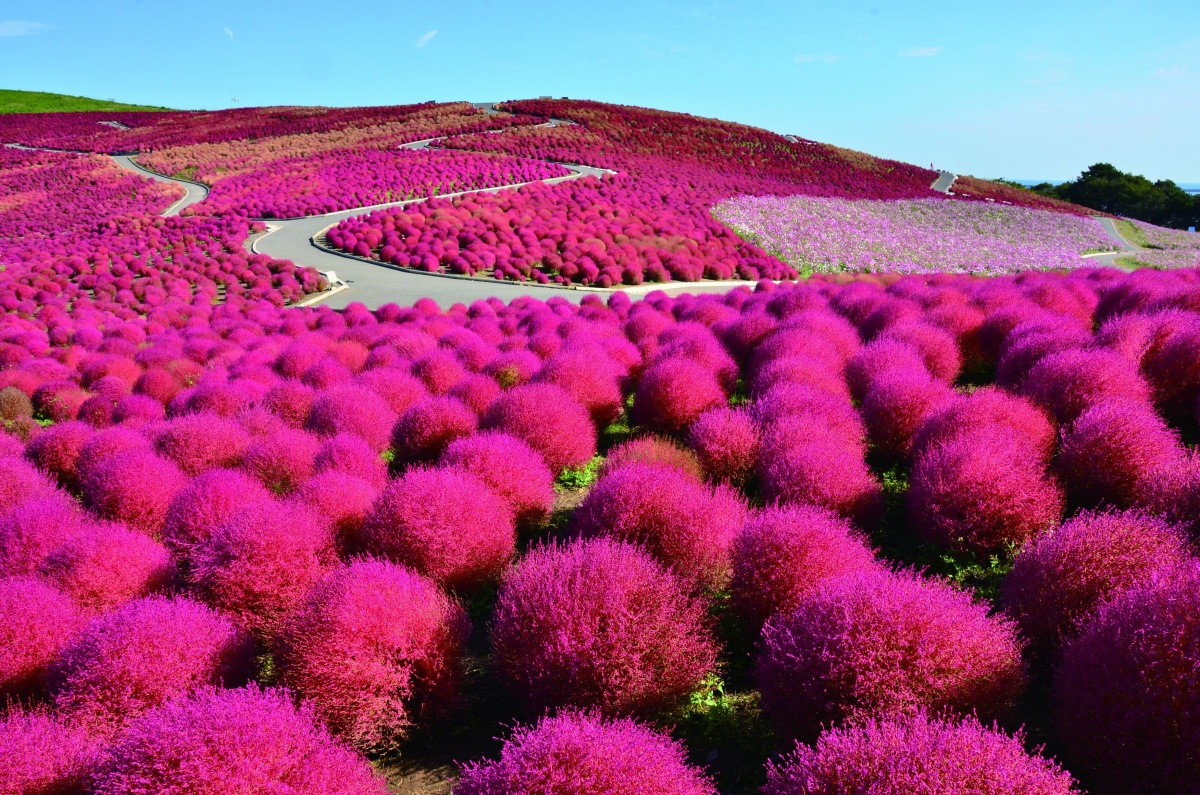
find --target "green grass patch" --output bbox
[1114,218,1153,249]
[0,88,170,114]
[554,455,603,491]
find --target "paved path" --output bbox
[931,170,957,194]
[111,155,209,216]
[1085,216,1142,270]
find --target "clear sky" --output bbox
[2,0,1198,182]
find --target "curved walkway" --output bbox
[931,170,957,194]
[111,155,209,216]
[1085,216,1142,270]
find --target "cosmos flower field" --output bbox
[1,98,1199,795]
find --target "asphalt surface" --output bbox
[1086,216,1141,270]
[111,155,209,216]
[931,170,957,193]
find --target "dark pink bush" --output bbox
[878,321,963,382]
[91,685,387,795]
[1053,562,1200,794]
[40,523,175,613]
[533,348,625,426]
[0,494,90,576]
[598,435,705,482]
[0,455,58,515]
[81,448,188,536]
[261,378,316,428]
[293,471,380,553]
[756,569,1026,742]
[361,465,515,590]
[391,396,478,466]
[633,358,727,434]
[1020,348,1153,425]
[154,411,250,475]
[240,427,321,494]
[911,386,1056,464]
[752,381,866,451]
[456,711,718,795]
[314,432,388,488]
[51,595,255,736]
[448,373,502,415]
[845,339,928,402]
[161,467,272,554]
[688,406,760,484]
[0,709,98,795]
[763,711,1078,795]
[276,560,469,751]
[23,420,92,488]
[73,426,151,485]
[480,383,596,473]
[0,576,82,696]
[862,368,955,459]
[731,504,879,628]
[490,538,717,717]
[439,431,554,528]
[306,384,397,452]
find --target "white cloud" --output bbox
[0,20,50,37]
[1153,64,1190,78]
[794,53,817,63]
[898,46,942,58]
[224,26,234,42]
[416,29,438,49]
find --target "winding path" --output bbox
[931,170,957,194]
[110,155,209,216]
[1085,216,1142,270]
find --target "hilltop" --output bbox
[0,88,170,114]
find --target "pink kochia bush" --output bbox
[51,595,255,736]
[1020,348,1153,424]
[480,383,596,473]
[90,685,387,795]
[361,465,516,590]
[438,431,555,528]
[490,538,717,717]
[276,560,470,751]
[1053,562,1200,794]
[688,406,760,484]
[161,468,272,554]
[81,448,189,536]
[39,523,175,613]
[391,396,478,465]
[573,463,748,590]
[1001,510,1191,661]
[763,712,1078,795]
[599,435,706,482]
[633,358,727,434]
[0,708,99,795]
[455,711,718,795]
[0,456,58,515]
[755,569,1027,742]
[862,367,955,459]
[0,576,82,697]
[910,386,1056,464]
[0,494,91,577]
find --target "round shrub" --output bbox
[0,709,98,795]
[0,577,82,697]
[908,428,1063,553]
[306,384,397,452]
[752,381,866,451]
[533,349,625,426]
[276,560,469,751]
[490,538,717,717]
[240,427,320,495]
[862,368,955,459]
[0,456,58,516]
[260,378,315,428]
[480,383,596,474]
[845,339,928,402]
[81,449,188,536]
[439,432,554,528]
[688,406,760,484]
[456,711,718,795]
[314,432,388,488]
[756,569,1027,742]
[448,373,502,415]
[293,471,381,553]
[763,711,1078,795]
[191,500,335,638]
[154,411,250,475]
[161,468,272,554]
[1057,400,1183,509]
[412,349,468,394]
[911,386,1057,464]
[90,685,387,795]
[352,367,429,415]
[1053,562,1200,794]
[0,494,90,576]
[573,463,748,590]
[23,420,92,488]
[72,426,151,485]
[391,396,478,466]
[1021,348,1153,425]
[731,504,879,629]
[1002,510,1191,661]
[878,320,964,382]
[51,595,255,736]
[40,523,175,614]
[362,465,515,591]
[598,435,705,482]
[632,358,726,435]
[0,385,33,421]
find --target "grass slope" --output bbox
[0,89,170,114]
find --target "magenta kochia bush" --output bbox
[1001,510,1191,661]
[862,368,955,459]
[153,411,250,475]
[0,494,90,577]
[51,595,255,736]
[455,711,718,795]
[0,455,58,515]
[240,427,321,494]
[688,406,760,484]
[480,383,596,473]
[1020,348,1153,425]
[633,358,727,435]
[361,465,515,590]
[23,419,92,488]
[573,463,748,590]
[438,431,554,528]
[390,396,478,466]
[90,684,388,795]
[161,467,272,554]
[731,504,880,628]
[0,708,98,795]
[306,384,398,452]
[1053,562,1200,794]
[314,432,389,488]
[908,428,1063,553]
[276,560,470,751]
[599,435,706,482]
[911,386,1057,464]
[763,711,1079,795]
[0,576,82,697]
[533,348,626,427]
[40,523,175,613]
[755,570,1026,742]
[81,448,189,536]
[490,538,717,717]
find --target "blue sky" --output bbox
[2,0,1197,182]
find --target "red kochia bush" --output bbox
[752,381,866,451]
[81,448,188,536]
[862,368,955,459]
[688,406,760,484]
[763,711,1078,795]
[633,358,726,435]
[51,595,255,736]
[911,386,1056,464]
[0,576,82,697]
[40,523,175,613]
[533,348,625,426]
[314,432,388,488]
[276,560,470,751]
[90,685,387,795]
[306,384,398,452]
[154,411,250,475]
[1053,562,1200,794]
[391,396,478,466]
[455,711,718,795]
[438,431,554,528]
[0,455,58,515]
[731,504,879,629]
[845,338,928,402]
[573,463,748,590]
[23,419,92,488]
[599,435,705,482]
[72,426,151,484]
[1002,510,1191,661]
[240,427,321,494]
[878,320,964,383]
[191,500,335,637]
[755,570,1026,742]
[490,538,717,717]
[361,465,515,591]
[0,494,90,576]
[1020,348,1153,425]
[908,428,1063,553]
[0,709,98,795]
[480,383,596,473]
[161,467,272,554]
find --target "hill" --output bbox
[0,88,170,114]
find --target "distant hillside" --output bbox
[0,89,170,114]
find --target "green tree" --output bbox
[1030,163,1199,230]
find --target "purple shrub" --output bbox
[154,411,251,475]
[490,538,717,717]
[0,494,90,576]
[456,711,718,795]
[40,523,175,614]
[0,456,58,515]
[1020,348,1153,425]
[391,396,478,466]
[314,432,388,488]
[23,420,92,488]
[994,325,1091,390]
[276,560,469,751]
[90,685,387,795]
[51,595,255,736]
[0,709,98,795]
[1142,322,1200,423]
[598,434,706,482]
[731,504,880,628]
[448,373,502,415]
[412,349,468,394]
[480,383,596,474]
[688,406,761,484]
[752,354,850,400]
[911,386,1057,464]
[361,465,516,591]
[439,431,554,528]
[113,393,166,425]
[0,577,82,697]
[81,448,188,536]
[633,358,727,435]
[756,570,1026,742]
[72,426,151,485]
[260,378,316,428]
[161,468,272,554]
[573,463,748,590]
[763,711,1078,795]
[752,382,866,452]
[305,384,398,452]
[240,427,321,494]
[352,367,429,415]
[1053,562,1200,794]
[878,321,963,382]
[862,368,955,459]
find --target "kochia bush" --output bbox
[438,431,555,528]
[0,576,82,697]
[633,358,727,435]
[39,523,175,613]
[0,708,98,795]
[480,383,596,473]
